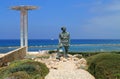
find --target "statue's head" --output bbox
[61,27,66,32]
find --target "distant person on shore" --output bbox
[57,26,70,58]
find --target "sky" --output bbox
[0,0,120,39]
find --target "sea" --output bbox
[0,39,120,53]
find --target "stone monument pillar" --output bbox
[11,5,38,52]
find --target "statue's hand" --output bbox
[69,44,70,46]
[59,43,63,48]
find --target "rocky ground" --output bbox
[33,53,95,79]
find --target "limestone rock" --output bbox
[33,53,95,79]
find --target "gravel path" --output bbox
[45,60,95,79]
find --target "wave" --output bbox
[1,44,120,53]
[0,46,19,49]
[70,44,120,46]
[0,44,120,49]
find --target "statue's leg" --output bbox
[56,48,60,59]
[62,46,65,58]
[56,45,62,59]
[64,46,69,58]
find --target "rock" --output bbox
[79,58,87,65]
[63,58,67,62]
[68,54,73,58]
[73,54,78,57]
[32,54,95,79]
[73,54,82,59]
[34,58,42,62]
[51,53,57,59]
[45,59,95,79]
[67,58,72,61]
[75,58,87,69]
[50,61,59,69]
[51,64,58,69]
[80,64,87,70]
[73,58,79,61]
[60,57,64,61]
[59,57,68,62]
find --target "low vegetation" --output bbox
[0,59,49,79]
[48,50,100,58]
[25,53,50,60]
[87,53,120,79]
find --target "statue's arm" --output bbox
[68,33,70,45]
[59,33,61,44]
[58,33,62,48]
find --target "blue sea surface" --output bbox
[0,39,120,53]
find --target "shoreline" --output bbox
[0,54,6,58]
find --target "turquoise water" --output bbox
[0,39,120,53]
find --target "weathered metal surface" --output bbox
[58,27,70,58]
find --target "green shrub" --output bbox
[9,64,35,74]
[0,59,49,79]
[68,52,99,58]
[6,71,30,79]
[48,50,57,54]
[37,55,50,59]
[87,53,120,79]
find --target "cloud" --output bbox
[105,3,120,12]
[89,0,120,27]
[90,0,120,13]
[81,0,120,38]
[73,1,102,8]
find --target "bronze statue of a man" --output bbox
[57,27,70,58]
